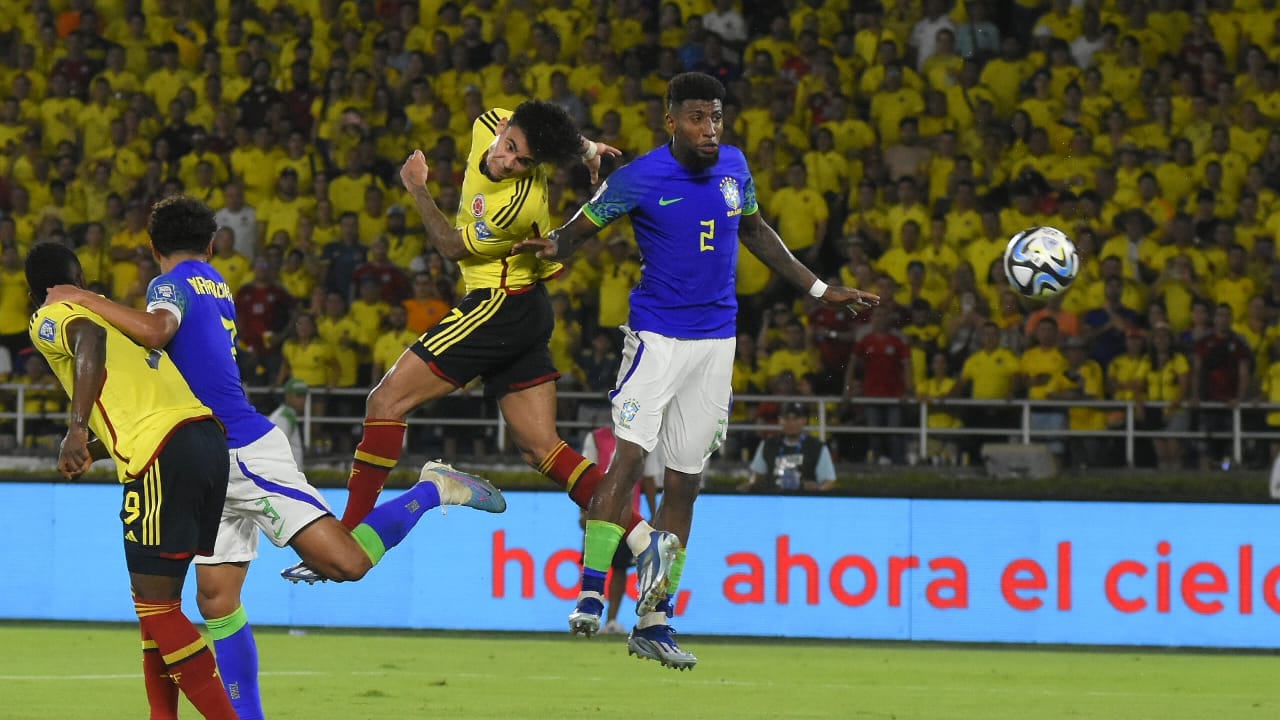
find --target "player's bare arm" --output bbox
[400,149,471,262]
[59,317,108,480]
[46,284,180,349]
[511,210,603,260]
[739,211,879,309]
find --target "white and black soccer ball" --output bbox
[1003,226,1079,299]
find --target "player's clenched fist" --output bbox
[400,149,430,190]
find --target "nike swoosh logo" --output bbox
[658,197,684,206]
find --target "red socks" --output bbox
[540,441,644,533]
[341,419,408,529]
[140,627,178,720]
[134,599,237,720]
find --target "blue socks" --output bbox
[205,605,264,720]
[351,479,442,565]
[582,568,607,595]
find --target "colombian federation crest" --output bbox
[471,194,486,217]
[719,177,741,215]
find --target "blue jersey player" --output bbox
[47,196,506,719]
[517,73,878,670]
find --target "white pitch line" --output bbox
[0,671,1264,702]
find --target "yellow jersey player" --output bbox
[25,241,238,720]
[283,101,669,591]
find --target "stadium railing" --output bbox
[2,383,1276,468]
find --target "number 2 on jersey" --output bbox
[699,219,715,252]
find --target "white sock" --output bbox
[625,520,655,555]
[636,610,667,630]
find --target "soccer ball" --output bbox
[1003,226,1079,299]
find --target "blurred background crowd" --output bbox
[4,0,1280,474]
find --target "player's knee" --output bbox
[195,587,240,620]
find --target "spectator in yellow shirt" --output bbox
[1020,316,1070,457]
[1052,336,1107,468]
[370,305,420,383]
[950,320,1019,459]
[869,63,925,145]
[766,162,829,266]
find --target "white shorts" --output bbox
[609,328,734,474]
[194,426,332,565]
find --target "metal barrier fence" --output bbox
[3,383,1279,467]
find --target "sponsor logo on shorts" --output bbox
[256,497,285,539]
[38,318,56,342]
[618,399,640,428]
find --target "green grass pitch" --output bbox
[1,622,1276,719]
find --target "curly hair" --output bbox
[509,100,582,166]
[25,241,81,306]
[149,195,218,258]
[666,72,726,110]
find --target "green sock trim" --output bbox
[668,548,687,594]
[352,523,387,566]
[584,520,625,572]
[205,605,248,641]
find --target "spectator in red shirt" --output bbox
[845,305,914,464]
[803,304,850,390]
[234,256,296,387]
[352,236,411,304]
[1191,302,1252,470]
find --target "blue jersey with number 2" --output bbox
[581,144,758,340]
[146,260,274,448]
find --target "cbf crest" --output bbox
[719,177,742,217]
[618,399,640,428]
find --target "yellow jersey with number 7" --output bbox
[29,302,215,481]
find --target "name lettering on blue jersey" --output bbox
[161,260,275,448]
[186,276,232,299]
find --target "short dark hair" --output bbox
[25,242,80,306]
[509,100,581,166]
[666,72,726,110]
[149,195,217,257]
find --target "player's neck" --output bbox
[158,251,208,274]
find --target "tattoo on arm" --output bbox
[739,213,818,290]
[409,185,470,261]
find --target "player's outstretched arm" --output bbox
[59,317,108,480]
[46,284,179,349]
[511,209,603,261]
[579,137,622,185]
[400,149,471,261]
[739,212,879,310]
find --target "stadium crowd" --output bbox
[4,0,1280,472]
